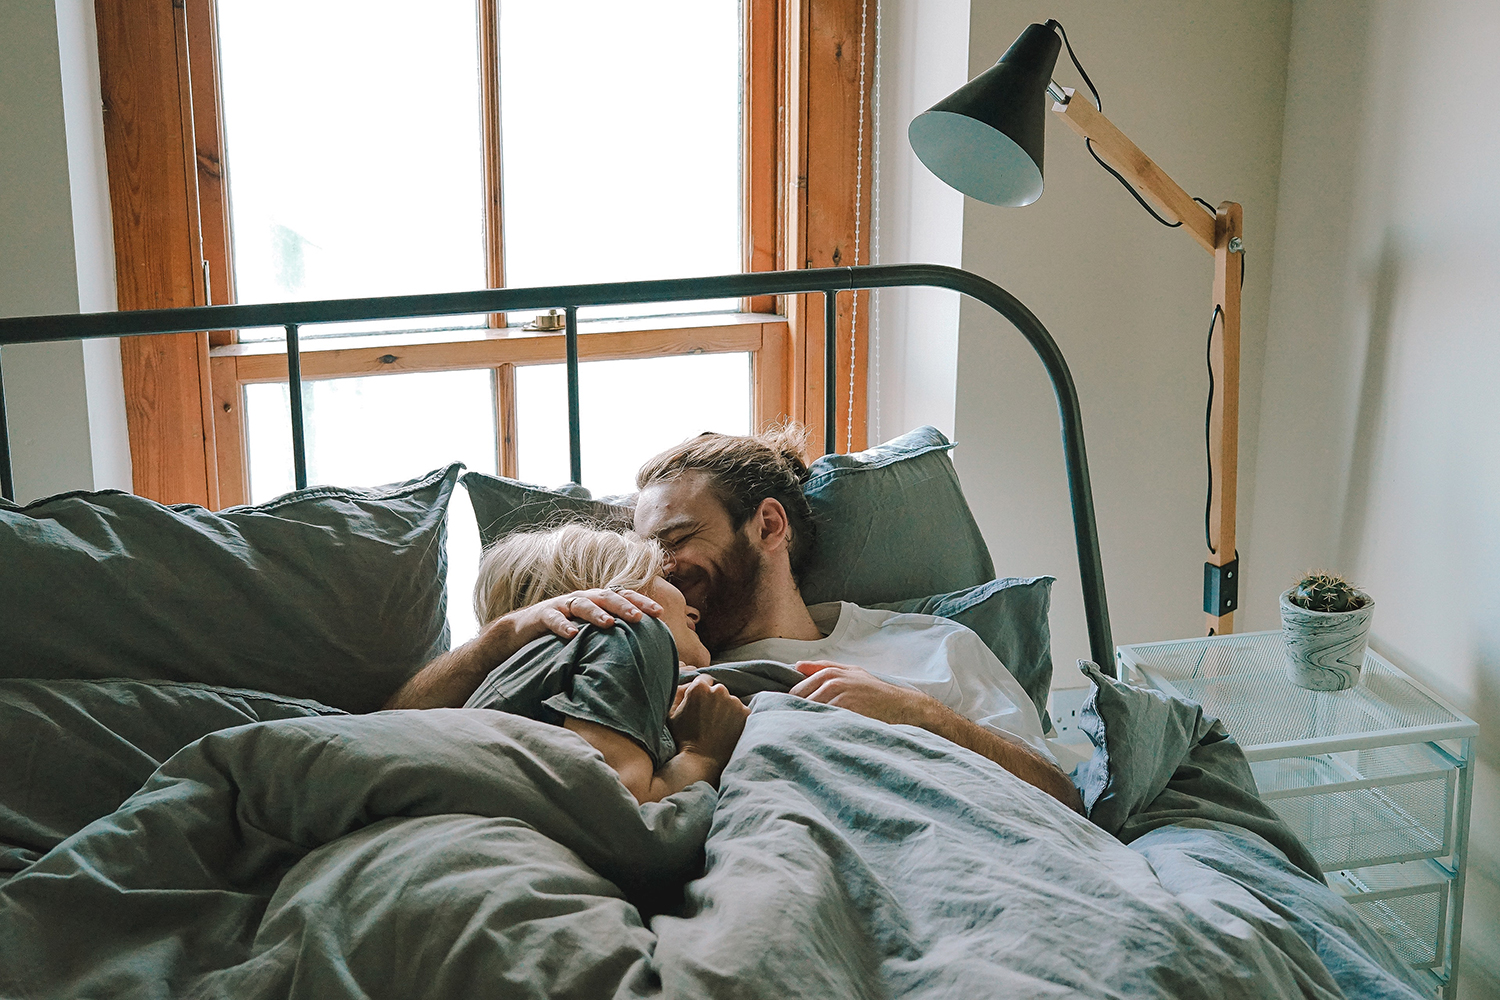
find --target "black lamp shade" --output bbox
[908,22,1062,207]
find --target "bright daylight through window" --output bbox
[215,1,751,640]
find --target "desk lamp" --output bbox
[909,19,1244,636]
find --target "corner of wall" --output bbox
[869,0,969,445]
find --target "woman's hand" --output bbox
[668,675,750,767]
[506,587,663,645]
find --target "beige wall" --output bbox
[950,1,1293,681]
[0,0,126,502]
[1250,2,1500,993]
[869,0,970,443]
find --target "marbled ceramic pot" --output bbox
[1279,588,1375,691]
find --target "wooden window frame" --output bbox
[97,0,875,508]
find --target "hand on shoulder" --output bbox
[502,587,664,646]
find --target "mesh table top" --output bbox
[1117,631,1477,759]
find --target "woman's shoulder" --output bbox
[573,614,677,663]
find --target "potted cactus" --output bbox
[1279,572,1374,691]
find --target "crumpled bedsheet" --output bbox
[0,696,1426,999]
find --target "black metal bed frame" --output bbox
[0,263,1114,671]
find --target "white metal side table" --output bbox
[1116,630,1477,999]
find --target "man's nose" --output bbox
[686,605,701,625]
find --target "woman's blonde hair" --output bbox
[473,523,668,625]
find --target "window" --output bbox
[97,0,875,514]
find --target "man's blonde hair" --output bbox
[473,523,668,625]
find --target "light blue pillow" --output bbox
[870,576,1054,732]
[0,465,460,714]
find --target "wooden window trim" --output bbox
[98,0,874,507]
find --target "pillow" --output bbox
[0,465,460,714]
[798,425,994,606]
[870,576,1054,732]
[462,426,994,607]
[463,474,630,549]
[0,677,345,876]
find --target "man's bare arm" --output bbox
[383,588,662,710]
[789,661,1083,813]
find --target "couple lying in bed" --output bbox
[385,425,1082,813]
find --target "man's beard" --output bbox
[692,531,764,655]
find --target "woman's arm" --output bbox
[562,676,750,805]
[383,588,662,710]
[563,718,724,804]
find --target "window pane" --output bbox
[244,369,497,643]
[500,1,741,322]
[516,353,752,497]
[218,1,487,339]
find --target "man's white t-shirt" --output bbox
[717,601,1054,762]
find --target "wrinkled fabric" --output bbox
[1070,659,1324,880]
[0,699,1423,1000]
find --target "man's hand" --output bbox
[789,660,1083,814]
[383,588,663,710]
[789,660,940,728]
[669,675,750,768]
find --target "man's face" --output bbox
[635,473,764,653]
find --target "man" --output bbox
[388,426,1081,812]
[632,426,1080,812]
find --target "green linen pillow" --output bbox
[0,465,460,714]
[464,476,631,549]
[798,425,994,606]
[870,576,1055,732]
[462,425,995,607]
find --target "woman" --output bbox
[465,523,749,805]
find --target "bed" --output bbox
[0,266,1433,998]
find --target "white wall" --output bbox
[1250,2,1500,993]
[947,1,1293,680]
[869,0,969,443]
[0,0,127,502]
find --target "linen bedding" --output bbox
[0,680,1429,999]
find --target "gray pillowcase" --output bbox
[799,425,994,606]
[0,465,460,714]
[462,426,995,607]
[463,475,631,549]
[871,576,1054,732]
[0,677,344,877]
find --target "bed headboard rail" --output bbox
[0,264,1115,672]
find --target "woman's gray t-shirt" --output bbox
[463,616,680,768]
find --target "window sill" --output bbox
[209,310,785,360]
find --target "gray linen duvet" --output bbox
[0,689,1428,999]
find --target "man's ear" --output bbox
[751,497,790,552]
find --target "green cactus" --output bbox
[1290,571,1369,613]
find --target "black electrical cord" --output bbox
[1049,20,1249,559]
[1044,21,1190,229]
[1204,304,1223,554]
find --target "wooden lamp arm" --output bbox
[1051,88,1218,252]
[1051,87,1244,634]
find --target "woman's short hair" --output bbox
[473,523,667,625]
[635,423,816,578]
